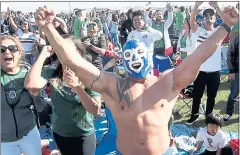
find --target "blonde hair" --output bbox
[0,35,24,66]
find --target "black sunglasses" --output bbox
[87,23,97,28]
[204,13,214,17]
[1,45,19,53]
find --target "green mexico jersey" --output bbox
[152,21,165,49]
[41,66,100,137]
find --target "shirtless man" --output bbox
[32,4,239,155]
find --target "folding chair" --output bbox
[20,39,39,65]
[220,69,231,87]
[175,83,194,116]
[170,59,193,115]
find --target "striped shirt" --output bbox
[192,26,222,72]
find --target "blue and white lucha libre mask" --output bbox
[122,39,152,79]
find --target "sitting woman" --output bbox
[1,35,45,155]
[25,35,102,155]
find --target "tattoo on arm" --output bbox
[116,78,133,108]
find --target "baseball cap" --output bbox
[203,8,216,17]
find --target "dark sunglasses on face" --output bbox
[204,13,214,17]
[1,45,19,53]
[87,23,97,28]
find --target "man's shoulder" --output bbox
[197,26,206,32]
[216,130,226,138]
[198,127,207,134]
[128,30,136,37]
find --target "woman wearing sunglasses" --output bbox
[25,35,102,155]
[1,35,45,155]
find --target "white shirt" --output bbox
[127,27,163,62]
[193,26,222,72]
[28,17,35,23]
[16,28,45,52]
[197,127,227,152]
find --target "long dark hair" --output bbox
[185,18,191,34]
[50,35,92,81]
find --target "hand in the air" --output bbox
[194,1,204,7]
[209,1,219,10]
[166,3,173,11]
[41,45,54,58]
[7,7,11,17]
[63,69,80,88]
[34,6,55,29]
[219,6,239,27]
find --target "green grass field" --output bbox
[174,76,239,133]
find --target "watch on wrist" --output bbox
[220,23,232,33]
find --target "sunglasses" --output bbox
[87,23,97,28]
[204,13,214,17]
[1,45,19,53]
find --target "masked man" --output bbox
[31,5,239,155]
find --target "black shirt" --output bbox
[81,34,107,69]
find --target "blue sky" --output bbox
[1,1,238,13]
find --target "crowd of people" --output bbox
[1,1,239,155]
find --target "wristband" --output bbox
[220,23,232,33]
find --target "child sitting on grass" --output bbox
[194,113,234,155]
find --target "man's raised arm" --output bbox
[34,7,114,93]
[190,2,203,33]
[171,6,239,93]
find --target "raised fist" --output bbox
[7,7,11,17]
[194,1,204,7]
[209,1,219,10]
[34,6,55,29]
[219,6,239,27]
[166,3,173,11]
